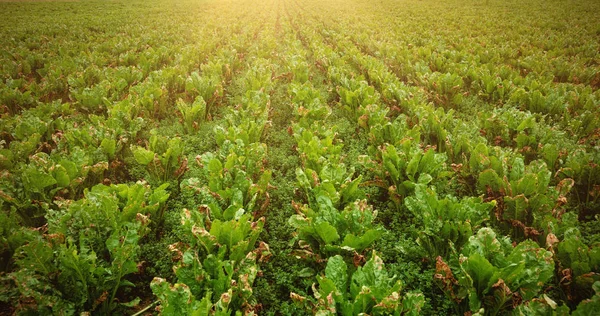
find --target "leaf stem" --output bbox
[131,300,158,316]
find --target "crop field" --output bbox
[1,0,599,314]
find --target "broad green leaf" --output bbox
[542,144,559,169]
[406,151,421,181]
[151,279,197,315]
[510,157,525,182]
[296,168,312,190]
[53,165,70,188]
[325,255,348,293]
[14,237,55,275]
[477,169,503,193]
[23,167,56,192]
[341,229,382,252]
[316,221,340,244]
[208,157,223,174]
[59,159,78,180]
[101,138,116,159]
[132,146,155,165]
[463,253,495,297]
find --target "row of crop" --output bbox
[151,59,274,315]
[148,2,280,313]
[274,11,427,314]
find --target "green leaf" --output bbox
[316,221,340,244]
[230,240,250,263]
[101,138,117,159]
[23,167,56,192]
[194,292,214,316]
[14,237,55,275]
[325,255,348,293]
[297,267,316,278]
[383,145,401,181]
[149,183,170,205]
[542,144,559,169]
[516,173,537,196]
[316,277,339,301]
[59,159,78,180]
[208,157,223,174]
[121,297,141,307]
[223,204,242,221]
[340,176,364,205]
[419,149,436,174]
[353,289,375,314]
[417,173,433,185]
[463,253,495,297]
[406,151,421,181]
[350,252,390,300]
[53,165,70,188]
[341,229,382,252]
[401,292,426,316]
[132,146,155,165]
[462,228,506,263]
[510,157,525,182]
[288,214,308,229]
[296,168,312,190]
[151,278,199,315]
[477,169,503,193]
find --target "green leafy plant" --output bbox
[151,206,270,315]
[380,141,447,206]
[554,228,600,305]
[337,77,380,122]
[131,132,186,182]
[557,149,600,217]
[422,72,464,109]
[290,82,330,128]
[177,96,207,134]
[293,127,343,174]
[1,182,169,314]
[477,156,572,241]
[405,184,495,260]
[1,149,108,226]
[187,142,271,219]
[435,228,554,315]
[291,253,425,315]
[289,192,382,258]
